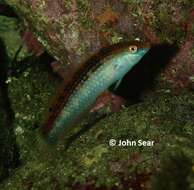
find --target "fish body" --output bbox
[41,42,150,143]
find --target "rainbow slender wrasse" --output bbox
[41,41,150,144]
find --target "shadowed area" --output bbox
[0,37,20,181]
[8,51,56,78]
[64,43,179,148]
[0,3,18,18]
[115,43,179,103]
[0,0,194,189]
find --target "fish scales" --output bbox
[46,60,115,143]
[41,42,150,144]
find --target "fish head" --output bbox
[110,41,150,80]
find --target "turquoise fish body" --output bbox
[41,42,150,143]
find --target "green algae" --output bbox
[122,0,193,44]
[0,16,28,61]
[8,63,57,132]
[82,144,108,167]
[1,0,194,189]
[0,60,194,190]
[5,0,194,62]
[0,100,10,180]
[0,106,17,181]
[77,0,93,30]
[5,0,57,59]
[0,15,27,181]
[152,3,186,43]
[4,0,87,62]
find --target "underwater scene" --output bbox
[0,0,194,189]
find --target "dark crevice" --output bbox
[8,51,56,78]
[0,3,18,18]
[115,43,179,104]
[64,43,179,147]
[0,37,20,181]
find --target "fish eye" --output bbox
[128,45,138,53]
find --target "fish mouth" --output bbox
[139,47,150,55]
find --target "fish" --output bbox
[41,41,150,144]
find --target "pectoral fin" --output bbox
[113,78,123,91]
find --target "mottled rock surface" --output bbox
[0,1,194,189]
[5,0,194,90]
